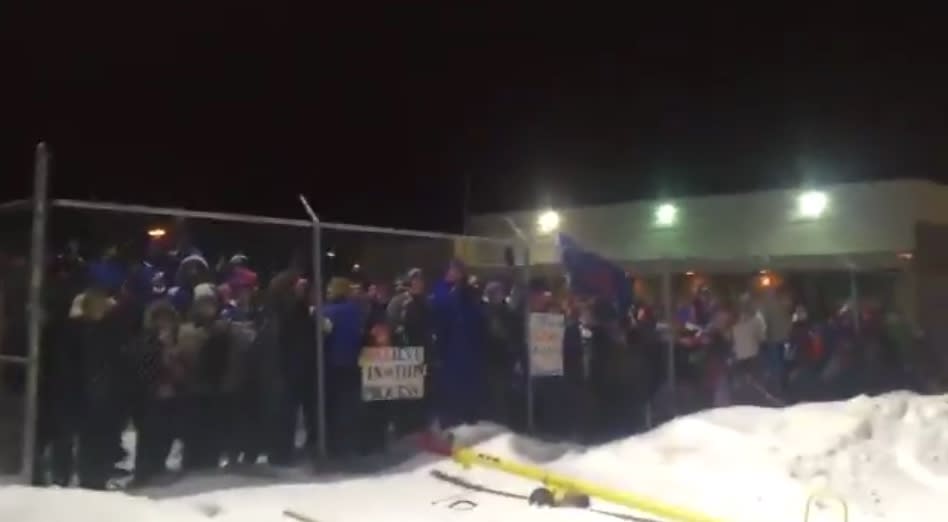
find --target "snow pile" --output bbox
[2,392,948,522]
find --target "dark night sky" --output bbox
[3,6,948,232]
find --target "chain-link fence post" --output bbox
[300,196,327,461]
[22,142,49,480]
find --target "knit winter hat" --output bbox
[228,266,259,290]
[193,282,217,301]
[180,253,208,269]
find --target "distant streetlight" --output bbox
[147,227,167,239]
[655,203,678,227]
[536,209,561,234]
[326,250,336,258]
[797,191,828,219]
[352,263,361,271]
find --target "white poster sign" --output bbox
[529,313,565,377]
[360,346,426,401]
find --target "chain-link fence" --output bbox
[5,140,533,486]
[0,200,33,475]
[30,200,314,487]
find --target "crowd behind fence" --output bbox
[0,204,938,489]
[0,199,545,488]
[0,148,939,490]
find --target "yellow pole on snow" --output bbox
[450,445,728,522]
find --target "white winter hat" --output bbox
[193,282,217,300]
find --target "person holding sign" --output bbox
[387,268,434,436]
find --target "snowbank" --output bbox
[2,392,948,521]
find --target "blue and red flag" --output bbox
[557,233,633,313]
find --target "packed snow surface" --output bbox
[3,391,948,522]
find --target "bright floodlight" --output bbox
[537,209,561,234]
[798,191,828,219]
[655,203,678,226]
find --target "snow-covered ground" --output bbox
[3,391,948,522]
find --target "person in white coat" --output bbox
[731,294,767,379]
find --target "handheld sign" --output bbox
[360,346,426,401]
[529,313,565,377]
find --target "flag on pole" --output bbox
[557,233,633,313]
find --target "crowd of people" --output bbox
[0,230,929,491]
[1,233,554,489]
[664,284,924,413]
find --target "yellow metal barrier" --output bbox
[449,445,727,522]
[803,491,848,522]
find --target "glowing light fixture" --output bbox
[655,203,678,227]
[797,191,828,219]
[147,228,167,238]
[536,209,561,234]
[326,250,336,258]
[898,252,913,260]
[685,271,696,276]
[760,275,773,287]
[352,263,361,271]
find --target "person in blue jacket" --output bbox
[430,259,487,429]
[322,276,366,457]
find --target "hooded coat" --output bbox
[324,298,364,368]
[125,300,182,400]
[54,292,123,410]
[430,279,486,427]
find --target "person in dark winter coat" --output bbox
[323,277,366,457]
[483,281,518,425]
[176,285,228,470]
[430,259,487,429]
[584,297,638,440]
[366,283,391,330]
[127,299,183,484]
[167,252,210,313]
[50,288,124,489]
[33,247,86,484]
[561,297,591,440]
[269,274,317,465]
[220,267,259,322]
[386,268,434,436]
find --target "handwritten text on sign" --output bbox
[529,313,565,377]
[360,346,426,401]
